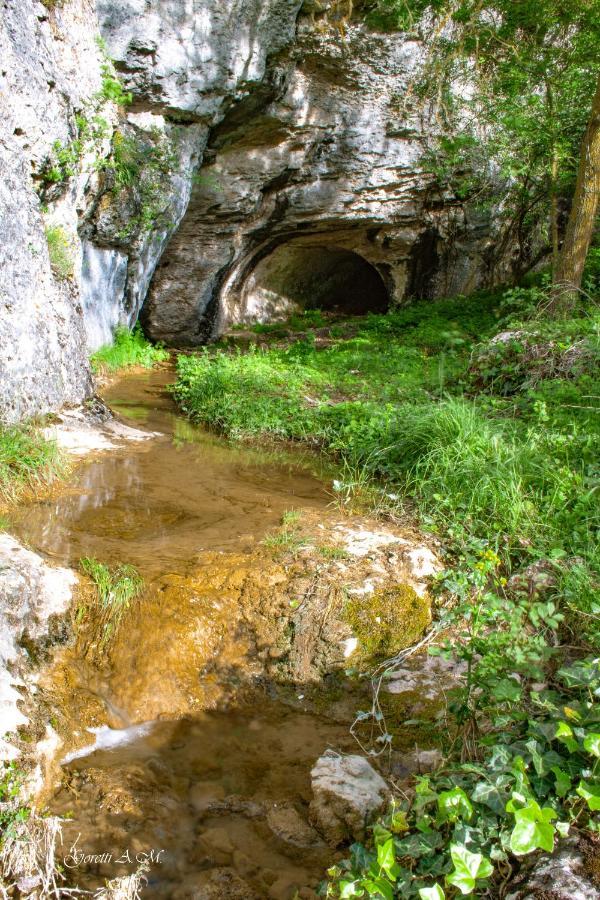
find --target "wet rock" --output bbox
[506,839,600,900]
[384,653,466,703]
[266,804,324,849]
[309,751,390,846]
[196,826,235,865]
[189,780,226,814]
[173,867,260,899]
[268,875,304,900]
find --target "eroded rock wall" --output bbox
[0,0,303,421]
[1,0,506,419]
[0,0,99,423]
[142,21,500,344]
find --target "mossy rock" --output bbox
[344,583,430,660]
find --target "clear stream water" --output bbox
[11,368,361,898]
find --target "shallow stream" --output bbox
[11,369,363,898]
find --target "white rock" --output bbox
[309,752,390,846]
[0,535,76,760]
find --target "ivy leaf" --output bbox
[376,837,400,880]
[437,786,473,822]
[339,880,361,899]
[577,780,600,811]
[419,885,445,900]
[555,721,579,753]
[471,780,505,814]
[363,876,394,899]
[446,844,493,895]
[509,800,556,855]
[583,733,600,758]
[551,766,572,798]
[491,677,522,702]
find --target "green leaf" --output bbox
[376,838,400,880]
[551,766,572,798]
[340,881,361,899]
[583,733,600,758]
[491,677,522,702]
[577,780,600,811]
[446,844,493,895]
[437,786,473,823]
[555,721,579,753]
[419,886,445,900]
[363,877,394,900]
[509,800,556,855]
[471,781,504,814]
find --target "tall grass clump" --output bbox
[0,426,64,503]
[175,348,315,439]
[90,324,169,374]
[79,557,144,647]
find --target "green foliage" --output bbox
[98,63,132,107]
[0,763,29,843]
[79,557,144,647]
[90,324,169,374]
[0,425,64,503]
[325,632,600,898]
[38,43,130,191]
[44,224,74,280]
[99,127,178,237]
[371,0,600,275]
[40,139,82,184]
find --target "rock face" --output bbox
[1,1,512,420]
[0,535,77,760]
[507,839,600,900]
[0,0,97,423]
[143,22,500,345]
[309,752,390,846]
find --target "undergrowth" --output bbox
[174,277,600,896]
[90,324,169,374]
[0,425,64,503]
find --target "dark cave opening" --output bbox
[243,243,389,317]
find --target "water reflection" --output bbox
[11,369,330,576]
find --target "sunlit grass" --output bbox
[0,425,65,503]
[79,557,144,647]
[90,325,169,374]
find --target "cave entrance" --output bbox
[242,244,389,320]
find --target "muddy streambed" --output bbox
[9,369,371,898]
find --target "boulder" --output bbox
[309,751,390,846]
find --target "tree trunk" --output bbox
[551,71,600,308]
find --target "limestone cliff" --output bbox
[0,0,506,420]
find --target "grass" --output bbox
[79,557,144,647]
[0,425,64,503]
[90,324,169,374]
[174,285,600,641]
[44,225,74,280]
